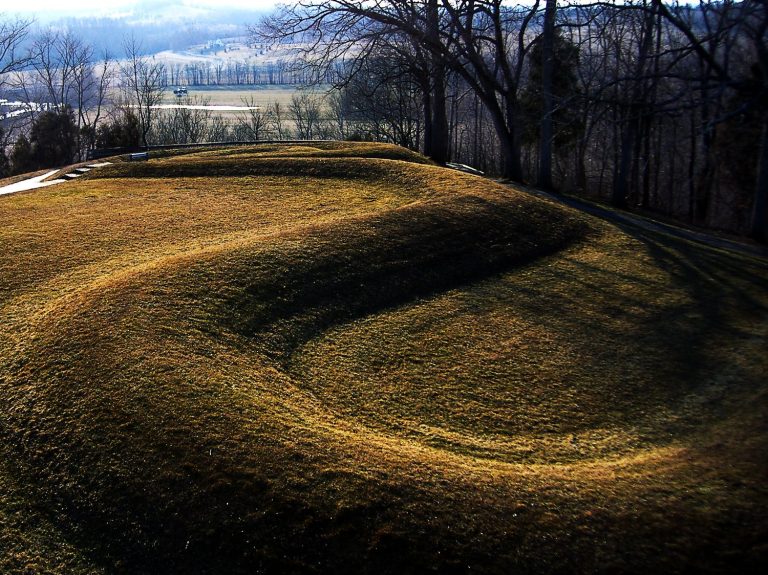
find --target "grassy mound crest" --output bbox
[1,142,766,574]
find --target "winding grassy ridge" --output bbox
[1,143,766,574]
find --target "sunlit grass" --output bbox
[1,142,766,574]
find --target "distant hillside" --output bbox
[40,1,272,54]
[154,39,302,71]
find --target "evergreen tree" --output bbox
[10,134,34,175]
[521,31,582,150]
[0,128,9,178]
[30,107,78,168]
[95,110,141,149]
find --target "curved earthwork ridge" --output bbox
[0,143,766,573]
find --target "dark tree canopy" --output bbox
[30,107,79,169]
[521,30,582,148]
[10,135,34,176]
[0,127,9,178]
[96,110,142,149]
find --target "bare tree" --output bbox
[234,96,272,141]
[327,89,352,140]
[0,15,33,148]
[121,35,166,147]
[256,1,450,164]
[259,1,546,179]
[336,54,424,147]
[74,48,115,157]
[153,96,217,145]
[18,29,114,160]
[27,30,89,113]
[652,0,768,239]
[0,15,31,84]
[289,92,324,139]
[538,0,557,190]
[269,101,286,140]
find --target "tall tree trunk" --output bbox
[752,117,768,242]
[427,0,448,165]
[496,86,522,180]
[640,114,653,208]
[430,62,449,164]
[612,112,635,209]
[472,85,523,180]
[613,0,657,209]
[537,0,557,191]
[688,109,698,223]
[422,88,433,158]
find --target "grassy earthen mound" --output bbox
[0,142,766,574]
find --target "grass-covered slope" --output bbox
[0,142,766,574]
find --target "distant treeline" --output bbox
[165,60,334,87]
[258,0,768,241]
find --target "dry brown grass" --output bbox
[1,142,766,574]
[160,85,305,108]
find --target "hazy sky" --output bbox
[8,0,279,18]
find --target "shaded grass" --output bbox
[227,193,588,360]
[1,142,767,574]
[292,224,768,462]
[95,146,433,181]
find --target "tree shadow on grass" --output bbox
[593,220,768,429]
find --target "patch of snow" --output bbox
[150,104,262,111]
[0,101,55,120]
[0,162,112,197]
[0,171,66,196]
[446,162,485,176]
